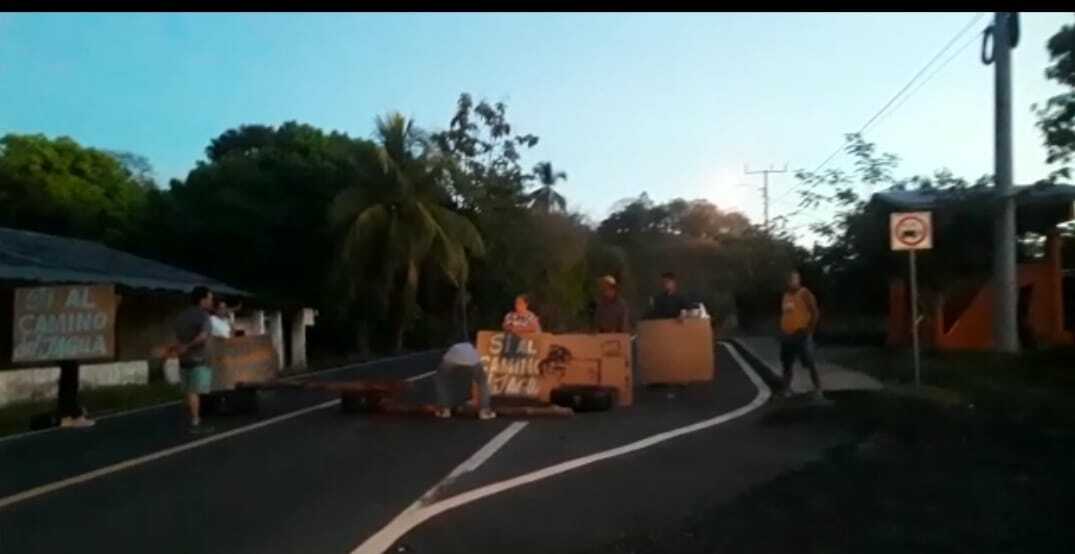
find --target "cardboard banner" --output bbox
[476,331,633,407]
[209,335,279,391]
[636,318,715,384]
[12,285,117,363]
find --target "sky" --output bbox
[1,12,1072,244]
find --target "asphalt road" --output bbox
[0,343,852,554]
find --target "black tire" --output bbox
[550,386,617,412]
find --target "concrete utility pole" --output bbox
[984,12,1020,353]
[745,163,788,232]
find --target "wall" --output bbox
[888,234,1073,350]
[0,360,149,407]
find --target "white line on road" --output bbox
[415,421,528,507]
[0,350,441,446]
[354,421,529,554]
[0,369,438,510]
[350,342,771,554]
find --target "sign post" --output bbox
[890,212,933,388]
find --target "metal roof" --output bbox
[871,183,1075,210]
[0,227,249,297]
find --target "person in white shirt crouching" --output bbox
[434,341,496,420]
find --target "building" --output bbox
[0,227,316,406]
[874,184,1075,351]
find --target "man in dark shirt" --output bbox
[593,275,630,334]
[647,272,694,320]
[174,286,214,433]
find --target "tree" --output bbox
[331,113,485,353]
[1035,18,1075,181]
[526,161,568,213]
[165,122,368,311]
[0,134,150,249]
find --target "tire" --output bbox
[550,386,616,412]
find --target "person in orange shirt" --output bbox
[779,270,824,400]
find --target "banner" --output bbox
[13,285,117,363]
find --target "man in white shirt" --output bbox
[209,300,233,339]
[434,342,496,420]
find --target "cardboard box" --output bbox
[636,318,715,384]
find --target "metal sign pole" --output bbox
[909,250,921,389]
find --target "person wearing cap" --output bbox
[646,271,694,321]
[593,275,631,334]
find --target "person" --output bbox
[56,360,94,428]
[779,270,824,401]
[433,341,496,420]
[209,299,234,339]
[174,286,215,433]
[502,294,541,357]
[646,272,694,321]
[593,275,630,334]
[502,294,542,334]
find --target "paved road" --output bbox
[0,343,852,553]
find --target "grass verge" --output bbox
[582,346,1075,553]
[0,383,183,438]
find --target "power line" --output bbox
[769,13,987,216]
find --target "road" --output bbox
[0,343,852,553]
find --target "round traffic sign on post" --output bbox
[890,211,933,251]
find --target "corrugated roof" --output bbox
[871,183,1075,210]
[0,227,249,297]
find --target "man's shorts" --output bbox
[180,365,213,395]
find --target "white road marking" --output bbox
[0,350,441,445]
[355,421,530,554]
[351,342,770,554]
[414,421,528,507]
[0,369,440,510]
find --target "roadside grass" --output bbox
[584,346,1075,554]
[0,383,183,438]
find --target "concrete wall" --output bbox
[0,360,149,407]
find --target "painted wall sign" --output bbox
[476,331,633,407]
[12,285,118,363]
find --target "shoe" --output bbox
[478,409,497,421]
[435,407,452,419]
[60,416,95,429]
[812,390,828,403]
[780,389,793,399]
[190,424,215,435]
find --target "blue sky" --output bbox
[1,12,1071,242]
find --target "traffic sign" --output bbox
[890,211,933,251]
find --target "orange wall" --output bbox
[888,234,1073,350]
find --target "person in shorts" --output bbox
[779,270,824,401]
[174,286,215,433]
[434,341,496,421]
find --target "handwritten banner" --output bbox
[12,285,118,363]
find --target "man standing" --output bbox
[434,341,497,420]
[646,272,694,321]
[174,286,215,433]
[593,275,630,334]
[779,270,824,400]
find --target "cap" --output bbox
[598,275,617,287]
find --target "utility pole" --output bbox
[745,163,788,231]
[983,12,1020,353]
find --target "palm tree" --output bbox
[527,161,568,213]
[330,112,485,353]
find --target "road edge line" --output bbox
[351,342,771,554]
